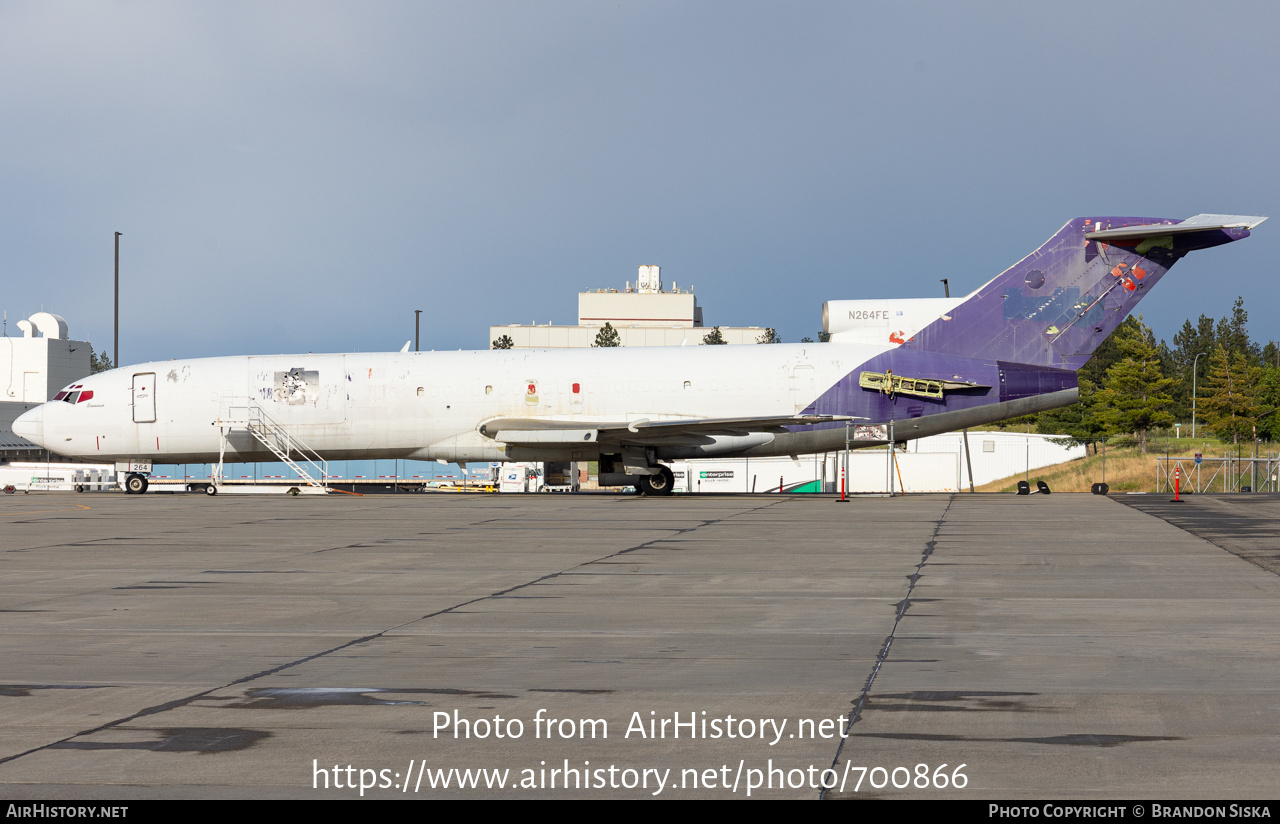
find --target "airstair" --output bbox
[211,402,330,494]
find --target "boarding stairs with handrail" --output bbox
[213,402,330,492]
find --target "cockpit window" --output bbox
[55,384,92,404]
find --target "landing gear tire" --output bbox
[125,474,149,495]
[204,484,218,496]
[638,466,675,497]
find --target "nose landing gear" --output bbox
[124,474,149,495]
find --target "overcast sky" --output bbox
[2,1,1276,364]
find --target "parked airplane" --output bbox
[13,214,1264,495]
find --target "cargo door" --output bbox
[132,373,156,422]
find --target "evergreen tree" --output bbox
[1168,314,1216,422]
[89,345,114,373]
[1262,340,1280,371]
[491,334,514,350]
[1215,296,1258,364]
[1257,365,1280,442]
[1200,345,1262,445]
[1092,317,1174,452]
[592,322,621,348]
[818,330,831,343]
[756,328,781,344]
[702,326,726,345]
[1037,374,1106,451]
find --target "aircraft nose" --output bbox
[12,405,45,447]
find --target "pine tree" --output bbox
[89,345,114,373]
[1262,340,1280,371]
[702,326,726,345]
[756,328,781,344]
[1037,374,1106,451]
[1257,365,1280,441]
[1092,317,1174,452]
[1200,345,1262,445]
[491,334,514,350]
[1168,314,1216,422]
[1215,296,1258,364]
[592,322,621,348]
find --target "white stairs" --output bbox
[214,402,330,492]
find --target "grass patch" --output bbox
[975,441,1272,494]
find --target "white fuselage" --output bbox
[19,342,891,465]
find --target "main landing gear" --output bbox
[637,465,675,497]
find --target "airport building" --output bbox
[670,431,1086,493]
[1,312,92,461]
[489,265,776,348]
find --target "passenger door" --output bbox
[132,373,156,423]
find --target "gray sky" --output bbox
[2,1,1276,364]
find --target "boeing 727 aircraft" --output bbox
[13,214,1265,495]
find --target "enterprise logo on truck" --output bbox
[699,471,734,479]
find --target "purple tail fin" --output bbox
[906,215,1262,370]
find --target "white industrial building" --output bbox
[1,312,93,461]
[489,265,778,348]
[668,430,1086,494]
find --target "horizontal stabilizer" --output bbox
[1086,214,1267,241]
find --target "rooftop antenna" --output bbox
[940,278,950,298]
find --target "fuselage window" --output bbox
[417,387,424,396]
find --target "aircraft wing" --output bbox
[1085,214,1267,241]
[480,414,856,445]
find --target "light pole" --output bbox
[1192,352,1206,438]
[414,309,422,352]
[114,231,122,367]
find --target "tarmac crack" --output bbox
[819,494,955,800]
